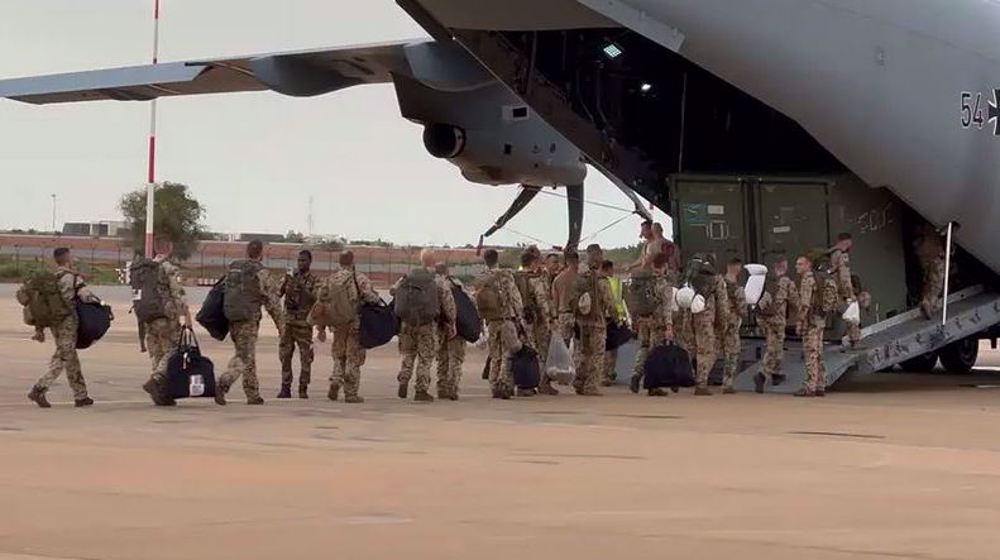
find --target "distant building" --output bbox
[61,220,128,238]
[237,233,288,244]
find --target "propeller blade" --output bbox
[566,183,584,251]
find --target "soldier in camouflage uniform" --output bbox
[140,238,192,407]
[629,252,675,396]
[753,255,799,393]
[476,249,524,399]
[795,254,834,397]
[278,250,319,399]
[515,251,555,396]
[720,258,748,394]
[321,251,381,403]
[27,248,98,408]
[829,233,862,349]
[394,249,457,402]
[690,256,730,396]
[435,262,467,400]
[915,225,946,319]
[573,244,615,396]
[552,251,580,375]
[215,240,285,406]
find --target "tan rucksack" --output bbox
[475,272,504,322]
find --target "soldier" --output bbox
[475,249,524,399]
[552,251,580,348]
[627,220,655,272]
[752,255,799,393]
[394,249,457,402]
[720,258,747,394]
[829,232,862,349]
[277,250,319,399]
[915,225,946,319]
[795,254,833,397]
[688,254,730,396]
[652,223,682,280]
[572,244,615,396]
[215,240,284,406]
[601,260,628,387]
[26,248,99,408]
[435,262,467,400]
[321,251,381,403]
[516,251,558,395]
[629,252,675,396]
[138,238,192,407]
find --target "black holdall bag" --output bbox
[511,346,541,389]
[359,299,399,349]
[605,320,634,352]
[76,300,114,350]
[197,277,229,341]
[643,343,695,390]
[166,326,217,399]
[451,281,482,343]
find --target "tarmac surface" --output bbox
[2,286,1000,559]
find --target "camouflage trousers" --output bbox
[633,317,668,381]
[398,323,437,394]
[529,319,556,385]
[574,324,606,393]
[487,319,522,396]
[674,309,695,357]
[802,318,828,393]
[436,327,465,397]
[279,321,314,388]
[760,319,787,382]
[603,348,618,384]
[720,318,742,389]
[331,325,366,398]
[145,317,180,383]
[921,258,945,318]
[220,320,261,400]
[35,314,88,400]
[692,311,717,389]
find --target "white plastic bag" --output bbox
[744,275,766,306]
[744,264,768,277]
[545,336,575,385]
[690,294,707,314]
[675,286,696,310]
[842,300,861,324]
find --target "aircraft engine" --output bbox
[422,123,466,159]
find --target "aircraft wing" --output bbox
[0,40,418,105]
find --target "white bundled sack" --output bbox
[675,286,696,310]
[546,336,575,385]
[743,264,768,306]
[690,294,707,314]
[842,300,861,324]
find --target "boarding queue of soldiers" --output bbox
[19,218,950,408]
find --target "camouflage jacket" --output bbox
[282,270,320,324]
[829,249,856,302]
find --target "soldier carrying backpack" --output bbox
[794,252,838,398]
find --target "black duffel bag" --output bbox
[196,277,229,341]
[76,300,114,350]
[451,282,482,343]
[511,345,541,389]
[605,320,634,351]
[166,327,217,399]
[359,299,398,349]
[643,344,695,390]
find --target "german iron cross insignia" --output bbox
[963,89,1000,135]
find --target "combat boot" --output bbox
[794,388,816,398]
[515,388,535,397]
[580,388,603,397]
[142,378,169,406]
[815,388,826,397]
[276,384,292,399]
[600,378,615,387]
[214,383,229,406]
[647,388,669,397]
[247,396,265,405]
[722,387,737,395]
[414,391,435,402]
[74,397,94,408]
[629,374,642,394]
[397,383,408,400]
[753,373,766,394]
[537,381,559,396]
[772,374,787,387]
[298,384,309,399]
[694,386,713,396]
[344,395,365,404]
[27,386,50,409]
[328,382,341,402]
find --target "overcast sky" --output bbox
[0,0,670,249]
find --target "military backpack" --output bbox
[223,260,263,322]
[17,269,73,328]
[626,269,662,319]
[684,255,718,298]
[129,257,170,323]
[810,270,839,320]
[324,272,359,327]
[514,271,542,323]
[394,268,440,326]
[474,272,504,322]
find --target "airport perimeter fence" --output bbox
[0,237,485,289]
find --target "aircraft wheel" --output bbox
[939,338,979,374]
[900,352,939,373]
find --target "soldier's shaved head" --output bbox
[339,251,354,267]
[247,239,264,260]
[420,248,436,267]
[483,249,499,268]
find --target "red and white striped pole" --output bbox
[143,0,160,258]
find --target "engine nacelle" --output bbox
[423,124,467,159]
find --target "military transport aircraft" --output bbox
[0,38,651,250]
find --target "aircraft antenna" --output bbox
[143,0,161,258]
